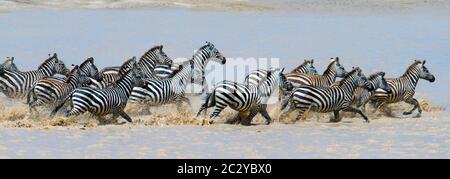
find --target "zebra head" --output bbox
[41,53,70,76]
[294,59,317,74]
[343,67,372,91]
[153,45,173,65]
[129,59,146,87]
[118,56,138,76]
[80,57,102,81]
[268,68,293,91]
[204,41,226,64]
[416,60,435,83]
[66,65,90,87]
[367,72,391,93]
[330,57,347,77]
[2,57,19,72]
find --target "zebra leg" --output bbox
[242,108,259,126]
[118,109,133,123]
[343,107,370,123]
[330,110,341,123]
[403,98,421,117]
[196,92,214,117]
[259,104,272,125]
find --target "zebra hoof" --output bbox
[265,121,271,125]
[403,111,412,115]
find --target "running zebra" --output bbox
[196,68,293,125]
[280,67,373,123]
[350,72,391,112]
[286,57,347,87]
[27,65,90,113]
[129,60,193,110]
[50,57,144,123]
[1,57,19,72]
[370,60,435,117]
[0,53,70,99]
[153,42,226,93]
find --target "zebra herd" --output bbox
[0,42,436,125]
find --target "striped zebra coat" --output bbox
[0,53,70,99]
[280,67,373,123]
[27,65,90,113]
[129,60,193,110]
[50,61,144,123]
[152,42,226,94]
[286,57,347,87]
[1,57,19,72]
[370,60,435,116]
[350,72,391,112]
[197,68,293,125]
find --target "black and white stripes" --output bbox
[280,67,373,122]
[51,57,144,122]
[0,53,69,99]
[370,60,435,116]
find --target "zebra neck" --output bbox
[402,68,420,89]
[67,77,79,88]
[339,76,359,96]
[323,66,336,85]
[38,65,54,76]
[116,75,134,94]
[192,49,210,74]
[258,77,276,97]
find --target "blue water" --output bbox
[0,9,449,108]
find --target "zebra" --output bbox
[89,57,137,89]
[286,57,347,88]
[27,65,90,113]
[350,72,391,112]
[153,41,226,94]
[1,57,19,72]
[196,68,293,125]
[99,45,173,79]
[370,60,435,117]
[129,60,194,110]
[50,57,145,123]
[243,59,317,101]
[0,53,70,99]
[279,67,373,123]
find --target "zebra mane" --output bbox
[291,59,313,72]
[118,57,137,75]
[323,58,338,75]
[402,60,422,77]
[79,57,94,68]
[368,72,385,80]
[139,45,163,62]
[38,53,58,70]
[64,65,80,83]
[336,67,359,86]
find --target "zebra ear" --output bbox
[422,60,426,65]
[381,72,385,77]
[53,53,57,57]
[160,45,163,50]
[281,68,285,73]
[311,59,314,64]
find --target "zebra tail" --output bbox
[50,91,73,118]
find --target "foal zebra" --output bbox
[153,42,226,94]
[286,57,347,87]
[280,67,373,123]
[27,65,90,113]
[129,60,193,109]
[1,57,19,72]
[197,68,293,125]
[350,72,391,112]
[370,60,435,117]
[0,53,69,99]
[51,57,144,123]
